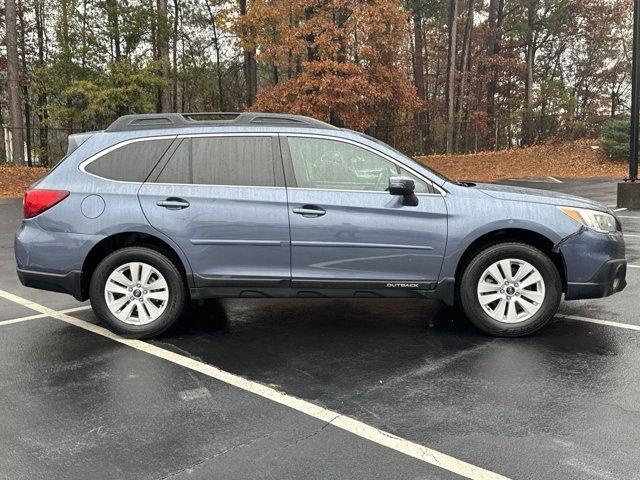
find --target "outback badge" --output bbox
[386,282,420,288]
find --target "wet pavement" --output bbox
[0,178,639,480]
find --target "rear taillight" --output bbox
[23,189,69,219]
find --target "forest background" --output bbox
[0,0,633,169]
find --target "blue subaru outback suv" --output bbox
[15,112,627,338]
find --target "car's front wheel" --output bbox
[89,247,186,338]
[459,242,561,337]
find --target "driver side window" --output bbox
[287,137,402,192]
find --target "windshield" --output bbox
[354,131,452,184]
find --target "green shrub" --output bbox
[601,119,631,160]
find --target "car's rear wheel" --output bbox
[459,242,561,337]
[89,247,186,338]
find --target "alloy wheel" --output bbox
[476,258,546,323]
[104,262,169,325]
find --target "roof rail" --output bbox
[105,112,337,132]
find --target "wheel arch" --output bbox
[80,231,192,301]
[453,228,566,299]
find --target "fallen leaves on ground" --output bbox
[0,165,49,199]
[417,139,628,182]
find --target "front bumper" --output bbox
[16,268,84,301]
[565,259,627,300]
[560,228,627,301]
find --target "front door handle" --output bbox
[156,197,190,210]
[292,205,326,217]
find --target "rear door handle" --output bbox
[156,197,190,210]
[292,205,326,217]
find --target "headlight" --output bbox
[557,206,618,233]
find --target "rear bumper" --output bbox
[565,259,627,300]
[14,219,100,302]
[16,268,84,301]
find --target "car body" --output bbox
[15,112,627,337]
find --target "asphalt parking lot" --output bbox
[1,177,640,480]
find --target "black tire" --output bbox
[459,242,561,337]
[89,246,186,338]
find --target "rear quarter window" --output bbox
[84,139,174,182]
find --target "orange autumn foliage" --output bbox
[237,0,420,130]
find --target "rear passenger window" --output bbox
[85,139,173,182]
[157,139,191,184]
[157,136,275,187]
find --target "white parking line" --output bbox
[618,215,640,219]
[556,314,640,332]
[613,208,628,212]
[0,288,510,480]
[547,176,563,183]
[628,264,640,269]
[625,234,640,238]
[0,305,91,327]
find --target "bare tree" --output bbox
[522,0,537,146]
[35,0,49,165]
[157,0,172,112]
[0,112,7,163]
[239,0,257,106]
[412,7,427,150]
[4,0,25,165]
[172,0,180,111]
[456,0,474,152]
[445,0,458,154]
[485,0,505,120]
[17,0,32,166]
[204,0,226,110]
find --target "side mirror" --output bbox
[389,176,418,207]
[389,176,415,196]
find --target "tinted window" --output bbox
[287,137,431,193]
[85,139,173,182]
[156,136,275,187]
[157,139,191,184]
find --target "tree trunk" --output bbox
[17,0,32,166]
[239,0,257,106]
[157,0,172,112]
[4,0,25,165]
[172,0,179,112]
[35,0,49,165]
[485,0,497,118]
[269,62,279,85]
[422,25,431,149]
[456,0,474,152]
[180,32,186,111]
[522,0,536,146]
[611,88,619,118]
[304,6,317,62]
[204,0,225,110]
[485,0,504,123]
[269,27,279,85]
[105,0,121,60]
[445,0,458,155]
[81,0,88,70]
[0,112,7,163]
[329,4,349,126]
[150,0,157,60]
[412,9,427,152]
